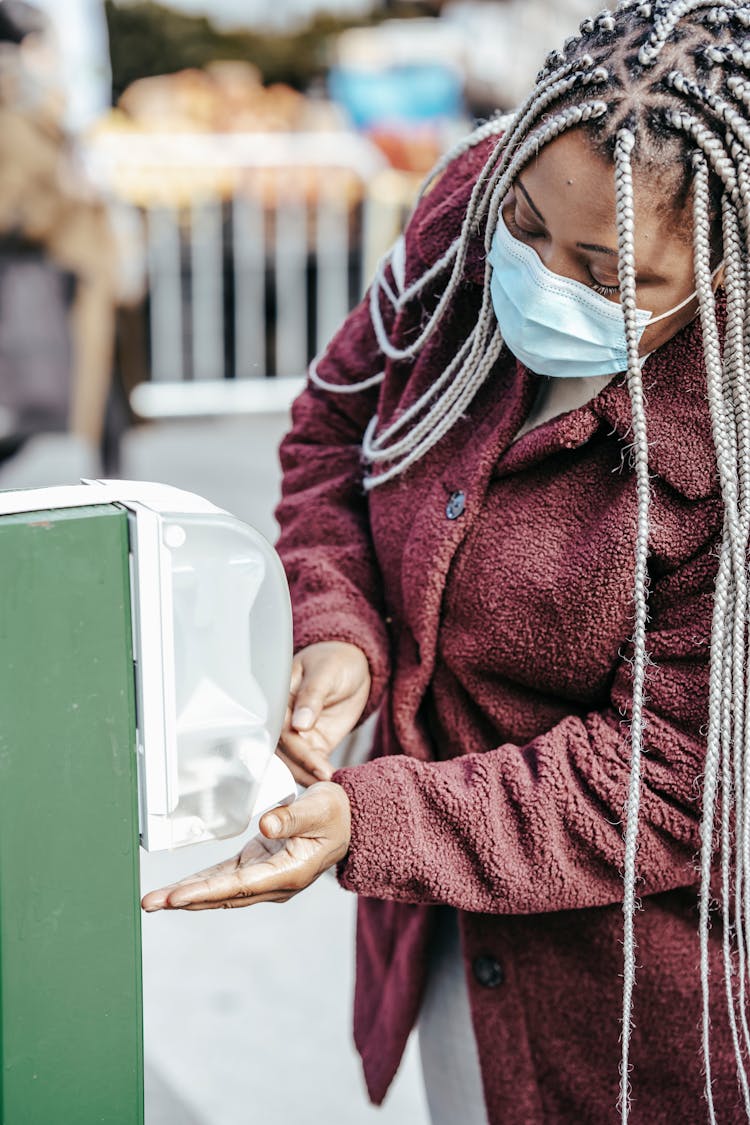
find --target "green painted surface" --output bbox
[0,505,143,1125]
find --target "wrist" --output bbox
[330,780,352,860]
[308,779,351,862]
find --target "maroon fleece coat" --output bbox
[274,139,740,1124]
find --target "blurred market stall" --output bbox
[86,3,460,417]
[85,66,391,416]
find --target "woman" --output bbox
[143,2,750,1120]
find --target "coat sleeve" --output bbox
[332,527,722,912]
[273,286,394,720]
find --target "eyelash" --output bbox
[590,280,620,296]
[506,208,621,298]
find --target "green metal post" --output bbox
[0,505,143,1125]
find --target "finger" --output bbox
[279,723,330,752]
[285,658,307,723]
[278,720,334,773]
[142,881,208,911]
[276,735,333,782]
[259,786,330,841]
[289,656,304,696]
[290,680,329,732]
[141,837,282,912]
[181,889,297,910]
[165,862,277,908]
[164,832,317,907]
[141,851,246,911]
[142,887,172,912]
[275,747,319,788]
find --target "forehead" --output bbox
[516,129,692,265]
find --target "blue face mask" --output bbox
[488,210,701,379]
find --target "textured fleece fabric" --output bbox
[274,137,740,1124]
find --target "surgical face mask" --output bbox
[488,210,711,379]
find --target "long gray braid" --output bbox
[311,1,750,1119]
[611,126,652,1121]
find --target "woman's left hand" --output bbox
[140,782,351,912]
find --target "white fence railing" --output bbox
[86,132,411,415]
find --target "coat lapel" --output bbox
[393,355,536,762]
[490,303,722,500]
[592,309,720,500]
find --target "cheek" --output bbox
[638,297,700,356]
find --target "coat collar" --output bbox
[491,303,720,501]
[592,310,719,500]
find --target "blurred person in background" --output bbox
[143,2,750,1124]
[0,0,117,481]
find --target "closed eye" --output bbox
[505,203,623,299]
[506,207,544,241]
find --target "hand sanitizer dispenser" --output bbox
[0,479,297,852]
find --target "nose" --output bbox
[538,243,573,280]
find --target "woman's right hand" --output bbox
[277,641,371,787]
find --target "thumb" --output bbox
[260,800,307,840]
[290,682,327,732]
[260,787,329,840]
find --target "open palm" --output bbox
[141,782,351,912]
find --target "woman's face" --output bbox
[500,129,719,357]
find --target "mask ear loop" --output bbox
[646,261,724,324]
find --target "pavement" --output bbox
[141,849,427,1125]
[1,417,430,1125]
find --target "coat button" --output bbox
[472,955,504,988]
[445,490,465,520]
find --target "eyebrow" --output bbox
[516,180,546,223]
[576,241,618,257]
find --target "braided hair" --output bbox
[311,2,750,1119]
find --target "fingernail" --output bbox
[314,766,332,781]
[292,706,314,730]
[264,814,282,836]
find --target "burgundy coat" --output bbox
[274,140,739,1123]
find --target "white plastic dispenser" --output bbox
[0,480,297,851]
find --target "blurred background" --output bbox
[0,0,593,1120]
